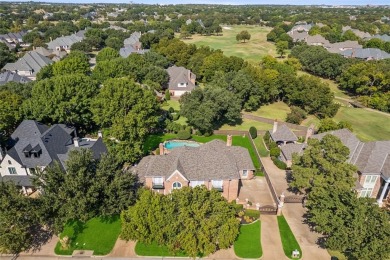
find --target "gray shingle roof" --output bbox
[133,139,254,182]
[0,31,27,42]
[341,48,390,60]
[123,32,142,48]
[324,40,362,54]
[288,31,308,42]
[369,34,390,42]
[119,46,149,58]
[270,124,298,143]
[281,143,306,161]
[6,120,107,170]
[312,128,361,161]
[306,35,330,45]
[2,51,53,77]
[167,66,196,91]
[47,31,85,50]
[0,71,31,85]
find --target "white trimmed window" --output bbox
[242,170,248,177]
[172,182,182,189]
[360,188,373,198]
[364,175,378,187]
[190,181,204,188]
[8,167,17,175]
[211,180,223,190]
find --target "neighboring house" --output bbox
[119,46,149,58]
[312,129,390,205]
[0,120,107,195]
[197,19,205,29]
[2,51,53,80]
[0,31,28,48]
[269,120,298,146]
[288,31,309,42]
[306,35,330,46]
[47,30,86,52]
[186,19,192,25]
[324,40,362,54]
[0,71,31,85]
[166,65,196,97]
[107,25,129,32]
[367,34,390,42]
[132,138,255,202]
[288,23,313,35]
[0,37,15,50]
[123,31,142,50]
[342,26,371,38]
[341,48,390,60]
[34,46,67,61]
[43,12,53,20]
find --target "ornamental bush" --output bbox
[249,126,257,139]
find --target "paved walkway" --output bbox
[109,239,137,257]
[260,215,289,260]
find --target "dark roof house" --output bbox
[341,48,390,60]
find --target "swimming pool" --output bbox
[164,140,200,150]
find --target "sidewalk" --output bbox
[260,215,289,260]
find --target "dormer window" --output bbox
[31,144,42,158]
[178,82,187,88]
[23,144,32,158]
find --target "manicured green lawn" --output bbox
[162,99,181,111]
[234,221,262,258]
[249,101,291,120]
[232,135,261,170]
[135,241,187,257]
[191,134,227,143]
[253,136,269,157]
[333,107,390,141]
[277,216,302,259]
[220,118,272,131]
[55,215,121,255]
[182,25,276,62]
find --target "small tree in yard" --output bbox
[165,89,170,100]
[276,41,288,58]
[249,126,257,139]
[286,106,307,124]
[236,30,251,43]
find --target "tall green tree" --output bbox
[96,47,120,63]
[0,90,22,143]
[0,182,43,254]
[52,51,90,76]
[276,40,288,57]
[236,30,251,43]
[121,187,239,257]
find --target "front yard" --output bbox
[55,215,121,255]
[234,221,263,258]
[135,241,187,257]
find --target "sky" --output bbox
[6,0,390,5]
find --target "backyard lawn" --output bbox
[135,241,187,257]
[277,216,302,259]
[232,135,261,170]
[234,221,262,258]
[220,118,272,131]
[253,135,269,157]
[143,133,177,153]
[182,25,276,63]
[248,101,291,120]
[55,215,121,255]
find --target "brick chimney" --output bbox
[227,135,232,147]
[73,137,79,147]
[272,119,278,133]
[304,124,315,144]
[159,143,164,155]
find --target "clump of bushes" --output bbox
[286,106,307,124]
[270,147,281,157]
[271,156,287,170]
[177,129,191,140]
[249,126,257,139]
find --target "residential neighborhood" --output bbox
[0,2,389,260]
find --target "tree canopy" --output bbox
[121,187,239,257]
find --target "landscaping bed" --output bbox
[277,215,302,259]
[234,220,262,258]
[55,215,121,255]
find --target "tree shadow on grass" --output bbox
[98,215,120,224]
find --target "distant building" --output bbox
[0,71,31,85]
[341,48,390,60]
[166,66,196,97]
[47,30,86,52]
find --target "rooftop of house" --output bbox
[124,32,141,47]
[290,24,313,32]
[0,31,27,41]
[47,30,86,50]
[0,71,31,85]
[367,34,390,42]
[3,120,107,171]
[119,46,149,58]
[341,48,390,60]
[2,51,53,76]
[281,143,306,161]
[311,128,390,179]
[167,65,196,91]
[306,34,330,45]
[133,140,254,182]
[288,31,308,42]
[270,124,298,143]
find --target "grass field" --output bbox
[182,25,276,63]
[249,101,291,120]
[277,216,302,259]
[135,241,187,257]
[55,216,121,255]
[253,135,269,157]
[220,118,272,131]
[234,221,262,258]
[161,99,188,125]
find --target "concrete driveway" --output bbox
[238,177,275,206]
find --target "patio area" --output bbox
[238,177,275,206]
